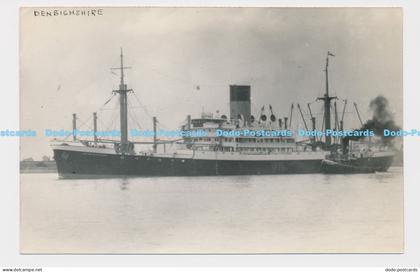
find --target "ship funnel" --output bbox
[230,85,251,123]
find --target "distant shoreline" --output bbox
[20,160,57,173]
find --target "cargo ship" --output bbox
[52,50,395,178]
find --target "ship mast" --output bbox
[112,48,132,153]
[317,51,337,147]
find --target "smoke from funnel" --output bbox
[370,96,393,124]
[362,95,400,144]
[344,95,400,149]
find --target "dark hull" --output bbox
[53,149,324,178]
[321,156,394,174]
[321,160,375,174]
[53,149,394,178]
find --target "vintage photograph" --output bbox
[20,7,403,253]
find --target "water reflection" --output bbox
[230,175,253,188]
[119,179,130,191]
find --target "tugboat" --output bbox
[51,50,395,178]
[321,159,376,174]
[320,135,395,174]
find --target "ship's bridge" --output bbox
[191,118,225,128]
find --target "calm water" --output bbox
[20,168,404,253]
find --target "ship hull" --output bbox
[53,148,325,178]
[53,148,394,178]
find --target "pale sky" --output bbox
[20,7,402,159]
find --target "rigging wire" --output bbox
[130,92,172,130]
[155,118,170,131]
[62,93,117,141]
[102,100,120,132]
[130,92,154,119]
[98,95,119,131]
[127,99,144,131]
